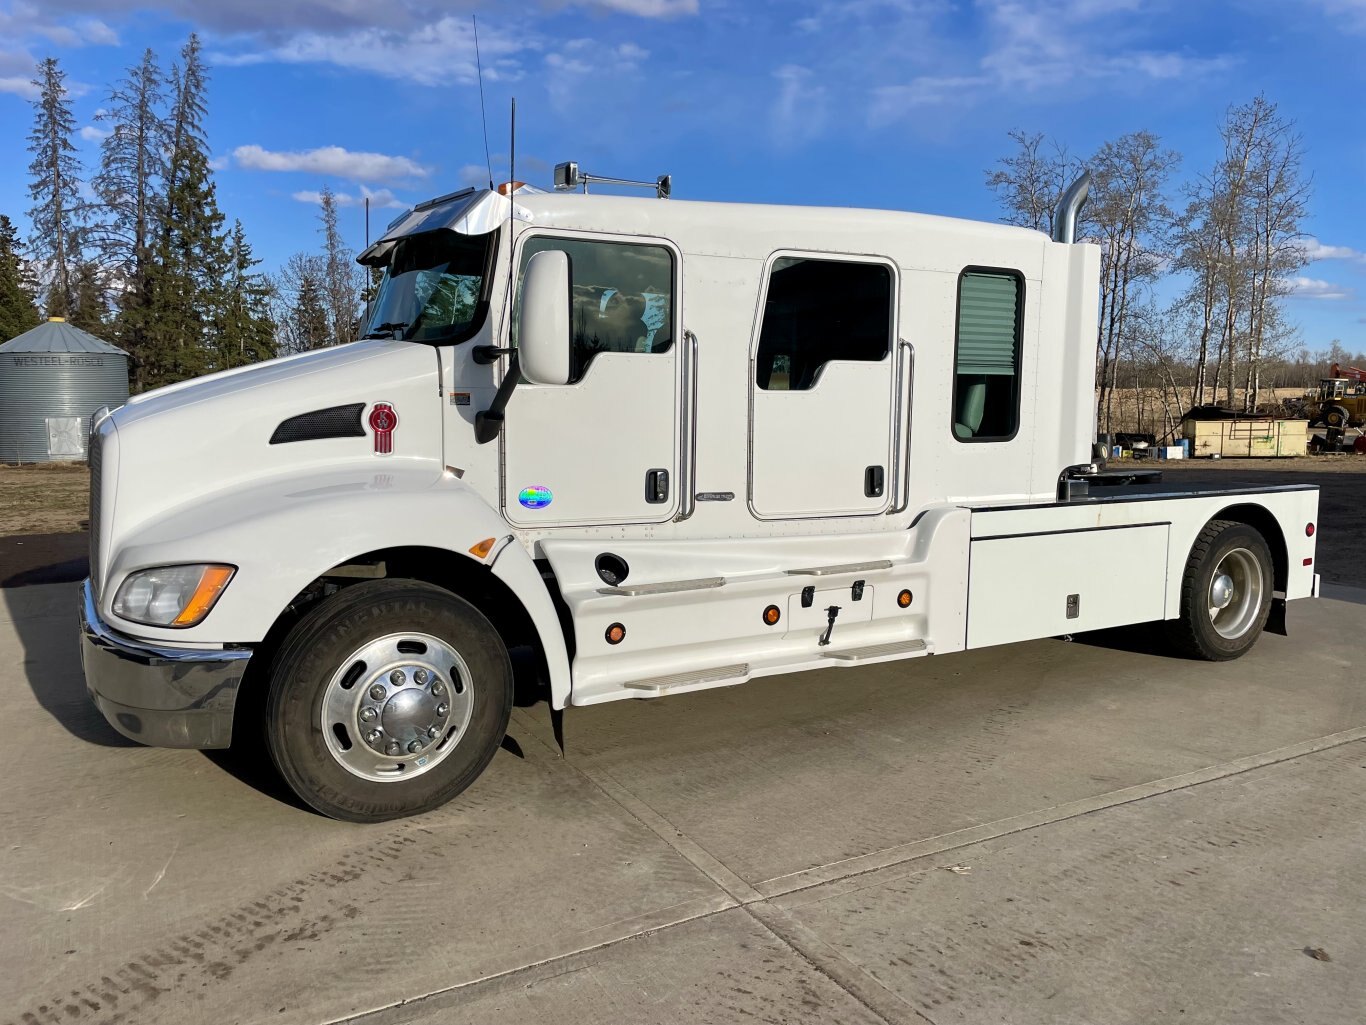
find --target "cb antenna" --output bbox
[473,15,494,190]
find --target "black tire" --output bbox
[265,579,512,822]
[1165,519,1273,662]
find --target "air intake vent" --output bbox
[269,403,366,445]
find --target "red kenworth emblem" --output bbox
[369,402,398,455]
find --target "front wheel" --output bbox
[1164,519,1273,661]
[265,579,512,822]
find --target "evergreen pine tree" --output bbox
[215,220,276,369]
[68,262,110,336]
[318,186,362,344]
[291,260,331,352]
[0,214,41,342]
[91,48,168,366]
[141,34,229,389]
[26,57,83,318]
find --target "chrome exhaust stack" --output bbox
[1052,171,1092,244]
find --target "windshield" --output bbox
[364,229,496,343]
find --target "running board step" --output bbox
[623,663,749,693]
[821,639,928,663]
[785,559,893,577]
[599,576,725,596]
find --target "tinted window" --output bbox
[953,270,1023,441]
[755,257,892,390]
[517,236,673,383]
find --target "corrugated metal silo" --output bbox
[0,317,129,463]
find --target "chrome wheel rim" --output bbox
[320,631,475,782]
[1207,548,1263,641]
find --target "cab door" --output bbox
[502,232,681,527]
[749,253,898,519]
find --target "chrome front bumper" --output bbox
[80,579,252,749]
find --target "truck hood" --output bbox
[92,340,444,595]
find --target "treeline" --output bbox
[0,39,365,391]
[986,95,1322,434]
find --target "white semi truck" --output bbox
[80,172,1320,821]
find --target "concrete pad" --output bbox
[778,739,1366,1025]
[4,580,1365,1025]
[1,584,729,1025]
[548,598,1365,888]
[385,908,885,1025]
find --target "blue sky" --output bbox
[1,0,1363,352]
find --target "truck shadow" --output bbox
[1,577,140,747]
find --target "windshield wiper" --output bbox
[361,321,410,339]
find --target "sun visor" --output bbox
[357,187,538,266]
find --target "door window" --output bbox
[516,236,673,384]
[754,257,892,390]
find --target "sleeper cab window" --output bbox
[953,269,1023,441]
[515,236,674,384]
[755,256,892,390]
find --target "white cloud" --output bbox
[871,75,990,122]
[871,0,1233,123]
[459,163,493,187]
[78,124,110,142]
[1297,237,1363,262]
[0,76,38,99]
[577,0,698,14]
[547,38,650,76]
[208,155,231,171]
[770,64,827,147]
[292,185,407,210]
[1284,276,1354,301]
[233,144,431,182]
[0,5,119,51]
[213,15,530,88]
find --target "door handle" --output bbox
[646,468,670,504]
[864,465,885,498]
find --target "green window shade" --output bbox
[956,273,1019,376]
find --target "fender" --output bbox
[101,466,574,709]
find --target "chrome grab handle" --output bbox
[676,328,699,522]
[888,338,913,515]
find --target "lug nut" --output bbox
[427,726,440,739]
[360,707,377,722]
[368,684,386,701]
[407,740,423,753]
[385,741,401,756]
[431,681,444,697]
[414,668,429,685]
[436,702,448,717]
[366,729,382,743]
[390,669,406,685]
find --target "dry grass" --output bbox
[0,463,90,535]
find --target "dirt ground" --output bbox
[0,463,89,535]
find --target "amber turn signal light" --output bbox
[469,537,497,559]
[897,589,913,608]
[763,604,781,626]
[171,565,237,627]
[605,622,626,645]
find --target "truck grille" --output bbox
[88,425,103,598]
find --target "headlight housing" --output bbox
[112,564,236,628]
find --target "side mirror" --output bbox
[519,250,571,386]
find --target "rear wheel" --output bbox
[266,579,512,822]
[1165,519,1273,661]
[1324,404,1350,429]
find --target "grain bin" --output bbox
[0,317,129,463]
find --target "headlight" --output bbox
[112,564,236,628]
